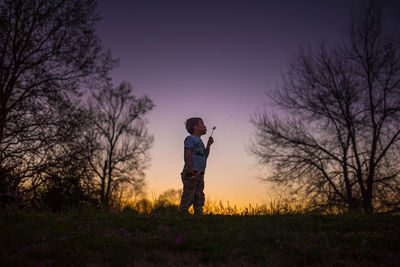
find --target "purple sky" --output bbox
[96,0,400,206]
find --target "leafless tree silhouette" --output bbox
[0,0,116,206]
[251,1,400,213]
[87,82,154,207]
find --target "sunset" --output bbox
[1,0,400,265]
[96,0,399,207]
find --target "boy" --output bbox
[179,117,214,214]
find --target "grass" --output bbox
[1,205,400,266]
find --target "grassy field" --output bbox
[1,207,400,266]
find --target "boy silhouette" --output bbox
[179,117,214,214]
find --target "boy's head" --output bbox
[185,117,206,135]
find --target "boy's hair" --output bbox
[185,117,202,134]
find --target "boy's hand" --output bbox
[187,166,194,177]
[207,137,214,146]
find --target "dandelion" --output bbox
[210,126,216,137]
[176,235,182,244]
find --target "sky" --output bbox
[95,0,400,207]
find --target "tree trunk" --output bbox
[100,160,107,206]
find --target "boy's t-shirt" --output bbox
[183,135,207,172]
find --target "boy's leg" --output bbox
[193,174,205,215]
[179,170,196,213]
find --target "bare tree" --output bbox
[251,1,400,213]
[87,82,154,207]
[0,0,116,205]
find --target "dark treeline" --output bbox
[0,0,153,210]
